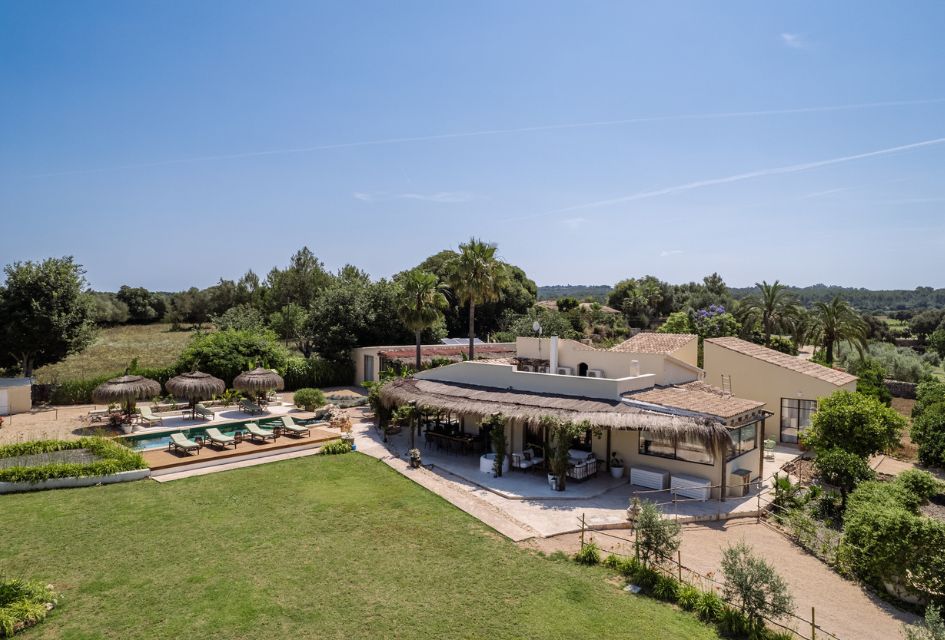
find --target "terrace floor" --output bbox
[352,412,801,539]
[142,426,338,471]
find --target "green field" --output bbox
[0,455,718,640]
[34,324,194,383]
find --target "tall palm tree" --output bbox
[447,238,508,360]
[738,280,795,342]
[784,304,813,351]
[396,269,449,370]
[809,295,868,366]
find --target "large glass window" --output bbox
[639,433,715,466]
[727,422,758,460]
[781,399,817,444]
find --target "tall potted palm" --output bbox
[809,295,868,366]
[738,280,795,342]
[446,238,509,360]
[395,269,449,370]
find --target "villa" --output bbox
[380,335,772,500]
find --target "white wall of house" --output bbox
[702,342,857,444]
[0,379,32,415]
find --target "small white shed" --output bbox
[0,378,32,415]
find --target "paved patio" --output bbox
[355,414,801,538]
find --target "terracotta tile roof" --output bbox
[705,336,857,386]
[610,332,697,354]
[625,381,766,419]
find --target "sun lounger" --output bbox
[279,416,311,438]
[245,422,276,443]
[138,406,164,426]
[169,432,201,455]
[205,427,237,449]
[194,403,214,420]
[239,399,264,415]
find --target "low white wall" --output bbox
[416,361,655,400]
[0,468,151,494]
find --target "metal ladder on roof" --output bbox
[721,374,733,395]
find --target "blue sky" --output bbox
[2,1,944,291]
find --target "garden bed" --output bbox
[0,438,148,492]
[0,579,57,637]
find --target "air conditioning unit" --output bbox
[587,369,604,378]
[537,366,550,373]
[556,366,573,375]
[518,365,534,372]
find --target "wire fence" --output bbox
[578,512,843,640]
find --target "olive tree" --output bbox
[721,541,794,633]
[634,500,681,567]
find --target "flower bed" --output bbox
[0,438,146,485]
[0,579,58,637]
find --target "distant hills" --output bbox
[536,285,612,302]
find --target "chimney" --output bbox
[550,335,559,373]
[629,359,640,377]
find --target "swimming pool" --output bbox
[120,417,321,451]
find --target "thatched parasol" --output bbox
[92,375,162,416]
[233,367,284,401]
[166,371,226,418]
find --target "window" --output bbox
[781,398,817,444]
[727,422,758,460]
[639,433,715,466]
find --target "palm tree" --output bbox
[446,238,508,360]
[783,304,814,351]
[738,280,795,342]
[396,269,449,370]
[809,295,868,366]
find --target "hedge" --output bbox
[0,437,147,484]
[280,356,354,390]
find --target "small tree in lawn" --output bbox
[804,390,905,458]
[721,541,794,635]
[814,447,875,508]
[635,500,681,567]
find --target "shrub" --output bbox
[320,440,352,455]
[717,605,750,638]
[635,500,681,567]
[913,402,945,469]
[804,390,906,458]
[814,447,875,506]
[281,356,354,390]
[176,329,289,386]
[855,359,893,406]
[842,473,945,602]
[293,388,326,411]
[904,605,945,640]
[652,574,679,602]
[695,590,725,623]
[48,373,117,405]
[721,542,794,634]
[676,583,702,611]
[574,542,601,566]
[0,578,58,637]
[0,437,146,484]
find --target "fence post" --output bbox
[677,549,682,582]
[757,490,761,524]
[811,606,816,640]
[580,513,586,549]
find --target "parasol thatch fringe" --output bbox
[166,371,226,401]
[233,367,285,393]
[92,375,162,404]
[380,378,733,456]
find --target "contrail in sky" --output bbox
[18,97,945,179]
[506,135,945,221]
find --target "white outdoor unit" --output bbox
[630,466,670,490]
[671,473,712,501]
[586,369,604,378]
[556,366,573,375]
[537,366,550,373]
[518,365,534,372]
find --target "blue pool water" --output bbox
[121,417,319,451]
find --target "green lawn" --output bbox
[34,324,195,383]
[0,455,718,639]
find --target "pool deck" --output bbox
[143,426,339,471]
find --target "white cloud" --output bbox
[660,249,684,257]
[560,217,588,230]
[781,33,808,49]
[353,191,475,204]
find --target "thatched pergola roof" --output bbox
[92,375,162,405]
[166,371,225,401]
[233,367,285,393]
[380,378,734,454]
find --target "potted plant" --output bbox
[408,448,422,469]
[609,453,624,479]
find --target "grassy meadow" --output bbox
[34,324,195,383]
[0,454,719,640]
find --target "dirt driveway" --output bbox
[524,520,918,640]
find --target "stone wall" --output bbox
[884,379,918,399]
